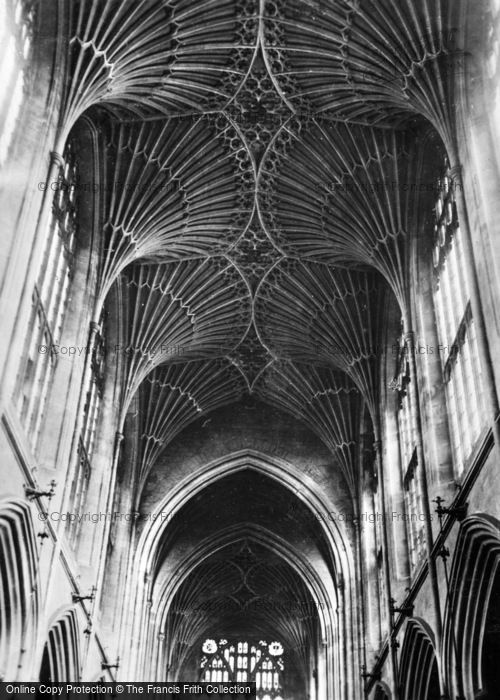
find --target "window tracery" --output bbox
[0,0,36,165]
[486,0,500,141]
[393,335,426,570]
[200,638,284,700]
[68,314,106,545]
[16,140,79,449]
[432,161,486,475]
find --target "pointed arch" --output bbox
[373,681,391,700]
[121,451,361,698]
[399,619,440,700]
[39,609,81,683]
[444,514,500,699]
[0,499,39,680]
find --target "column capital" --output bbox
[449,163,463,182]
[50,150,65,169]
[114,432,125,455]
[404,330,415,345]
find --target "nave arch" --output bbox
[38,609,81,683]
[0,499,39,681]
[444,515,500,699]
[398,619,441,700]
[117,447,363,700]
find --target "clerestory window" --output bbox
[394,336,426,571]
[16,139,79,450]
[68,314,106,545]
[432,160,486,476]
[0,0,36,165]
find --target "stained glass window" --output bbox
[200,639,284,699]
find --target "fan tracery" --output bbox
[267,0,462,147]
[116,258,251,413]
[97,115,254,301]
[255,260,385,420]
[228,222,282,294]
[254,362,361,493]
[60,0,258,133]
[61,0,463,489]
[135,360,247,491]
[226,43,292,164]
[257,119,437,312]
[227,322,274,391]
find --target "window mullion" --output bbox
[461,324,480,440]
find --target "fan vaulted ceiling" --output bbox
[64,0,460,498]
